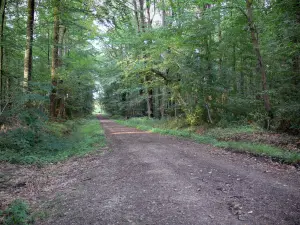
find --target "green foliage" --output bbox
[185,106,204,126]
[97,0,300,134]
[0,199,33,225]
[0,0,99,126]
[0,118,106,165]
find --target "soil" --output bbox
[1,116,300,225]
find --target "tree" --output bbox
[0,0,6,111]
[50,0,60,118]
[23,0,35,92]
[245,0,272,123]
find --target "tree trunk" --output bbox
[205,35,213,85]
[0,0,6,111]
[292,0,300,85]
[246,0,271,115]
[161,0,166,26]
[138,0,145,32]
[23,0,35,92]
[58,25,66,62]
[148,88,153,118]
[146,0,151,28]
[145,76,153,118]
[50,0,60,118]
[51,0,60,81]
[47,27,50,66]
[160,86,166,118]
[132,0,140,32]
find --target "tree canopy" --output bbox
[0,0,299,133]
[98,0,300,133]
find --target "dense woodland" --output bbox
[1,1,299,222]
[0,0,104,161]
[0,0,299,135]
[99,0,299,134]
[0,0,99,124]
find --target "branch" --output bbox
[151,68,169,83]
[0,102,9,116]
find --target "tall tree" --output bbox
[132,0,140,33]
[0,0,6,111]
[23,0,35,92]
[50,0,60,118]
[245,0,272,121]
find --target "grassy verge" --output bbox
[0,117,106,165]
[0,199,33,225]
[116,117,300,165]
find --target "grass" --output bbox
[0,199,33,225]
[116,117,300,165]
[204,125,262,140]
[0,117,106,165]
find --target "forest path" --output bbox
[42,116,300,225]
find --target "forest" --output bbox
[99,0,300,134]
[0,0,299,161]
[0,0,300,224]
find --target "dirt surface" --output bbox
[31,116,299,225]
[2,116,299,224]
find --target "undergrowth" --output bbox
[0,117,106,165]
[116,117,300,165]
[0,199,33,225]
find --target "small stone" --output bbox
[238,215,248,221]
[236,209,242,215]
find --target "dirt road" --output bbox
[42,117,300,225]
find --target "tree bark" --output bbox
[23,0,35,92]
[145,75,154,118]
[205,35,213,85]
[138,0,145,32]
[161,0,166,26]
[50,0,60,118]
[246,0,271,115]
[292,0,300,85]
[146,0,152,28]
[0,0,6,111]
[132,0,140,33]
[51,0,60,81]
[47,27,50,66]
[58,25,66,62]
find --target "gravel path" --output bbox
[42,116,300,225]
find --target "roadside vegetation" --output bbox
[0,117,106,224]
[116,117,300,165]
[0,200,34,225]
[0,117,106,165]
